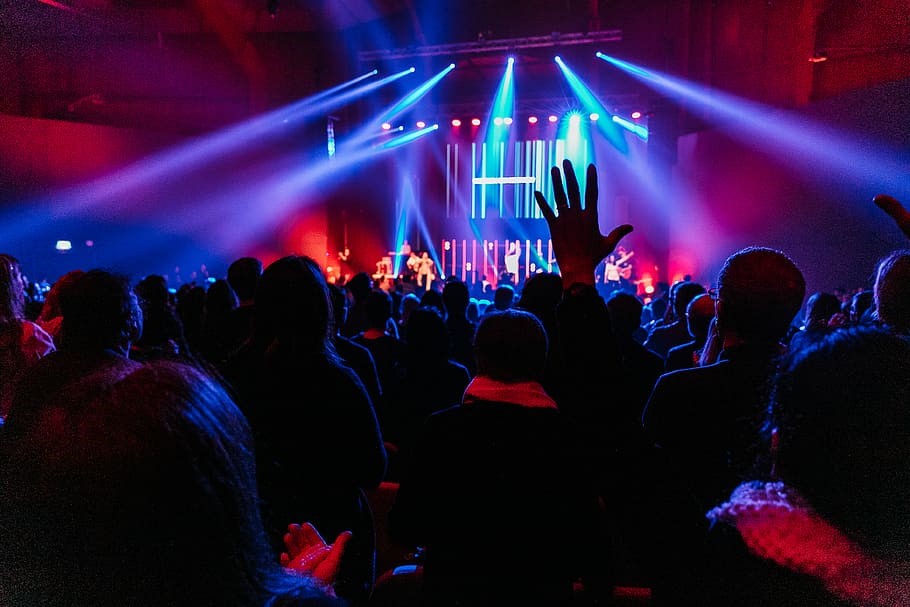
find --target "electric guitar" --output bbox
[605,250,634,281]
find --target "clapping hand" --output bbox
[873,194,910,239]
[534,159,633,286]
[280,522,352,590]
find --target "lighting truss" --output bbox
[358,30,622,62]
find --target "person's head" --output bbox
[0,253,25,329]
[404,306,450,361]
[662,281,683,322]
[473,309,547,382]
[226,257,262,304]
[364,289,393,330]
[493,284,515,311]
[58,269,142,354]
[768,325,910,559]
[850,290,874,324]
[134,274,171,308]
[254,255,333,353]
[419,289,444,315]
[0,360,322,606]
[466,299,479,324]
[672,281,707,320]
[346,272,373,302]
[873,249,910,333]
[646,296,668,326]
[38,269,85,322]
[398,292,420,326]
[442,279,470,318]
[606,292,644,339]
[204,279,238,319]
[517,272,563,325]
[685,293,715,342]
[802,292,841,330]
[715,246,805,344]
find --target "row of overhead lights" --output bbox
[381,111,644,131]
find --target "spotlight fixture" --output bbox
[528,116,538,124]
[451,118,462,127]
[471,118,481,126]
[381,122,392,130]
[503,117,513,125]
[493,117,503,126]
[631,111,642,119]
[416,120,426,128]
[589,113,600,121]
[548,114,558,123]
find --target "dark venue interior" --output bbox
[1,1,908,606]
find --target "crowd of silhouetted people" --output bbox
[0,163,908,607]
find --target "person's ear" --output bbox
[714,299,725,329]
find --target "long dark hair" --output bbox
[767,324,910,559]
[0,360,328,606]
[0,253,25,334]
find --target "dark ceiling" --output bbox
[2,0,908,134]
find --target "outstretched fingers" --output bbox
[534,190,558,224]
[551,165,568,212]
[604,224,635,254]
[561,159,581,209]
[584,163,598,214]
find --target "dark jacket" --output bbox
[389,399,601,606]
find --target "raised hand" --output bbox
[280,522,352,590]
[534,159,633,286]
[873,194,910,239]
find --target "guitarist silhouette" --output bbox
[604,246,634,291]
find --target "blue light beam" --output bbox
[375,64,455,126]
[555,56,628,154]
[596,52,909,197]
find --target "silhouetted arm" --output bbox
[874,194,910,239]
[533,160,631,424]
